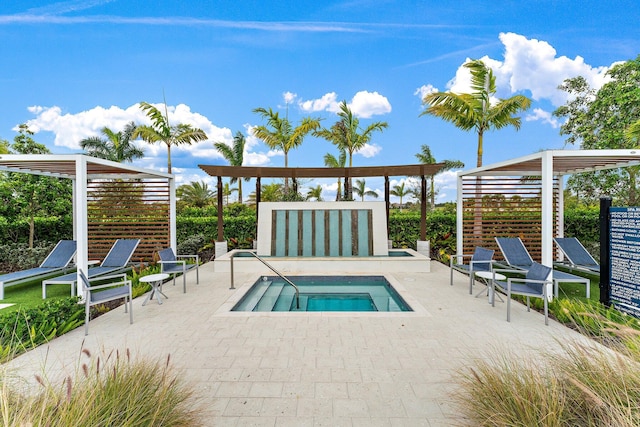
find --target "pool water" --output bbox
[232,275,412,312]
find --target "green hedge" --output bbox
[0,206,602,258]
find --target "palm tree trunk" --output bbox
[166,143,172,174]
[283,152,289,193]
[238,179,243,204]
[430,176,435,210]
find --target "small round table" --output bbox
[475,271,506,304]
[140,273,170,306]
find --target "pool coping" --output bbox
[213,273,430,317]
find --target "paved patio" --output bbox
[4,260,593,426]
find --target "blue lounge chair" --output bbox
[42,239,140,298]
[0,240,76,300]
[157,248,199,293]
[492,262,553,325]
[449,246,494,294]
[495,237,591,299]
[554,237,600,274]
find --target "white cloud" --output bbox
[299,92,339,113]
[348,91,391,118]
[424,32,614,108]
[525,108,560,128]
[18,103,239,166]
[355,143,382,158]
[298,90,391,118]
[283,91,297,104]
[413,84,438,101]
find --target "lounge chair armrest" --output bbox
[176,254,199,261]
[87,273,128,283]
[158,260,186,266]
[493,268,525,275]
[508,278,552,285]
[85,278,131,292]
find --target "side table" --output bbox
[141,273,170,306]
[474,271,506,304]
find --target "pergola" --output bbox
[456,149,640,266]
[198,163,448,243]
[0,154,176,295]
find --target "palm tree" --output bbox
[323,147,347,200]
[306,185,323,201]
[390,182,412,211]
[80,122,144,162]
[420,60,531,167]
[353,179,378,201]
[252,107,321,192]
[315,101,388,198]
[415,144,464,209]
[222,182,238,205]
[136,101,208,173]
[177,181,215,208]
[214,131,250,203]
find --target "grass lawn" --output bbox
[0,275,78,315]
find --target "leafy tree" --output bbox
[8,125,72,247]
[324,147,347,201]
[554,56,640,204]
[214,131,250,203]
[315,101,387,198]
[80,122,144,162]
[252,107,321,191]
[420,59,531,167]
[415,144,464,209]
[390,182,412,211]
[353,179,378,201]
[306,185,323,201]
[177,181,215,209]
[136,101,208,174]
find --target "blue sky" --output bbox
[1,0,639,203]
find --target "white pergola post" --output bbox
[541,151,554,268]
[169,175,177,252]
[74,156,88,297]
[456,172,464,257]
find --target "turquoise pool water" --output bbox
[232,275,412,312]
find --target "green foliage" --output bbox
[0,297,83,361]
[554,56,640,204]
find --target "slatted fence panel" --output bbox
[87,178,171,262]
[461,176,560,262]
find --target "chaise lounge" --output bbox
[0,240,76,300]
[495,237,591,298]
[42,239,140,298]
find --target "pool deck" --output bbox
[4,260,595,426]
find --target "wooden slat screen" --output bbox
[87,178,171,263]
[461,176,560,262]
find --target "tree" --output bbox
[315,101,388,198]
[415,144,464,209]
[323,147,347,201]
[420,59,531,167]
[353,179,378,201]
[222,182,238,205]
[80,122,144,162]
[306,185,323,201]
[214,131,250,203]
[136,101,208,174]
[554,56,640,204]
[177,181,215,208]
[390,182,412,211]
[0,139,9,154]
[9,125,72,247]
[252,107,321,191]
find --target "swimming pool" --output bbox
[232,275,413,312]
